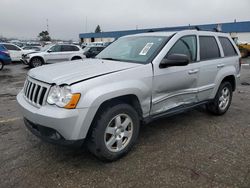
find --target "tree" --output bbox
[95,25,101,33]
[38,31,51,41]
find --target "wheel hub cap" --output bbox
[104,114,133,152]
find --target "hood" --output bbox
[22,49,36,55]
[28,59,142,85]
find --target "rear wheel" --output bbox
[87,103,140,162]
[30,57,43,68]
[207,82,233,115]
[0,60,4,71]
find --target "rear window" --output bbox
[219,37,238,57]
[3,44,21,51]
[61,45,80,52]
[199,36,220,61]
[0,44,6,51]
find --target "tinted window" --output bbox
[61,45,80,52]
[49,45,61,52]
[3,44,21,51]
[0,44,7,51]
[71,46,80,51]
[199,36,220,60]
[167,36,197,62]
[219,37,237,57]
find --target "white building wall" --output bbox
[82,38,115,43]
[230,32,250,43]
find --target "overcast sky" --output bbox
[1,0,249,41]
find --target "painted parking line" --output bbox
[0,117,22,124]
[242,63,250,66]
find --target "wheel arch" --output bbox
[71,56,82,60]
[221,75,236,91]
[82,94,143,140]
[30,56,45,64]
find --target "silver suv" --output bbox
[21,44,85,68]
[17,30,241,161]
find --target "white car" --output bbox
[22,44,85,68]
[0,43,35,61]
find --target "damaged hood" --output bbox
[28,59,142,85]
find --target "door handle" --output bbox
[188,69,199,75]
[217,64,225,68]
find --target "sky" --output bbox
[0,0,249,41]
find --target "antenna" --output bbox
[46,19,49,33]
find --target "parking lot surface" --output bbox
[1,60,250,188]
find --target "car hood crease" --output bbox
[27,59,142,85]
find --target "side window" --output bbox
[49,45,61,52]
[4,44,20,51]
[219,37,238,57]
[167,36,197,62]
[71,46,80,51]
[199,36,220,60]
[61,45,71,52]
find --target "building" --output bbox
[79,21,250,43]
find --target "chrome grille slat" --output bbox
[28,83,35,100]
[32,84,38,102]
[23,77,50,107]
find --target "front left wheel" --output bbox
[87,103,140,162]
[29,57,43,68]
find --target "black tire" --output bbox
[29,57,43,68]
[87,103,140,162]
[206,82,233,115]
[0,60,4,71]
[71,56,82,61]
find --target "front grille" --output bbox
[23,77,50,107]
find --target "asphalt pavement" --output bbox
[0,60,250,188]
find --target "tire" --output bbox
[206,82,233,115]
[71,56,82,61]
[0,60,4,71]
[29,57,43,68]
[87,103,140,162]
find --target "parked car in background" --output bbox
[22,46,41,52]
[17,30,241,161]
[0,44,11,70]
[22,44,85,68]
[83,46,106,58]
[0,43,35,61]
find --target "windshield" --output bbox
[41,45,53,52]
[96,36,168,64]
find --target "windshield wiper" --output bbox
[100,57,122,62]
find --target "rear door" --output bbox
[196,36,222,101]
[3,44,22,61]
[151,35,200,115]
[61,45,80,60]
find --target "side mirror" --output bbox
[84,51,91,58]
[160,54,190,68]
[47,49,52,53]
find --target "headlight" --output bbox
[47,85,81,109]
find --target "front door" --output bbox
[45,45,65,63]
[151,35,200,116]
